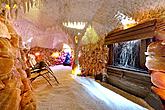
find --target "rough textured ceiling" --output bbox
[13,0,165,48]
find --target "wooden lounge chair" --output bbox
[30,61,59,86]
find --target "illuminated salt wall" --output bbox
[146,39,165,100]
[79,38,108,76]
[29,47,63,65]
[0,16,36,110]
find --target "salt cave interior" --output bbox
[0,0,165,110]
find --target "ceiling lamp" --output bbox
[63,21,87,30]
[115,11,137,29]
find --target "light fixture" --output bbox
[51,52,60,58]
[63,21,87,30]
[63,43,71,53]
[72,64,81,75]
[27,37,33,43]
[35,52,40,56]
[114,11,137,29]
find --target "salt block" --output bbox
[151,71,165,89]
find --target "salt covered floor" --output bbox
[32,65,147,110]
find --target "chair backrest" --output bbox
[28,54,37,68]
[38,61,47,68]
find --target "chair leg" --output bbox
[49,72,59,84]
[46,67,59,84]
[41,74,53,86]
[45,72,52,80]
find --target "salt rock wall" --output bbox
[79,38,108,76]
[29,47,63,66]
[145,32,165,100]
[0,16,36,110]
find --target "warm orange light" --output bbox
[13,4,17,9]
[35,52,40,56]
[72,65,81,75]
[5,4,10,10]
[75,36,78,44]
[151,71,165,89]
[152,86,165,100]
[51,52,60,58]
[124,23,136,29]
[115,11,137,29]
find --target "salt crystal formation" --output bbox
[145,32,165,100]
[79,38,108,76]
[0,16,36,110]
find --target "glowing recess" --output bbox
[63,44,71,53]
[35,52,40,56]
[115,11,137,29]
[63,21,87,30]
[72,64,81,76]
[51,52,60,58]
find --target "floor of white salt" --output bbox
[32,65,147,110]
